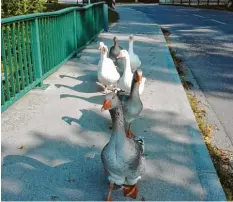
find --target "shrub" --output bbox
[1,0,46,18]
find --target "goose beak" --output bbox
[98,45,101,50]
[129,35,133,40]
[116,53,122,59]
[137,73,142,84]
[101,100,111,111]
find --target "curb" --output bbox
[107,6,226,200]
[157,26,226,200]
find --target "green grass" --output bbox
[45,3,84,12]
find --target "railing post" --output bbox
[189,0,191,5]
[73,10,77,49]
[103,4,108,32]
[31,18,43,87]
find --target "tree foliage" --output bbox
[1,0,46,18]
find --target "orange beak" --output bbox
[137,73,142,84]
[101,100,111,111]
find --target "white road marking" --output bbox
[176,11,188,14]
[210,19,226,25]
[193,14,205,18]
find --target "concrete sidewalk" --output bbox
[1,6,226,201]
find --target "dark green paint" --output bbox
[1,2,106,112]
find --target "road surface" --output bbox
[128,5,233,151]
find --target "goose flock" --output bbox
[97,35,146,201]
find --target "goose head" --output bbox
[129,34,134,41]
[116,49,130,60]
[101,45,109,57]
[133,69,143,84]
[98,42,105,50]
[101,92,121,112]
[113,36,118,45]
[102,45,108,53]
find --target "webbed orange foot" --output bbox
[126,130,136,138]
[123,184,138,199]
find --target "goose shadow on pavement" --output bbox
[2,109,206,201]
[55,80,104,94]
[62,109,111,133]
[60,94,104,105]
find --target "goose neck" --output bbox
[100,51,103,61]
[109,106,126,143]
[125,56,131,71]
[130,81,140,99]
[129,41,134,54]
[109,106,125,133]
[102,51,107,59]
[114,41,118,46]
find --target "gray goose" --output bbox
[117,69,144,138]
[109,36,124,73]
[101,92,145,201]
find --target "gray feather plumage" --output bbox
[101,94,145,186]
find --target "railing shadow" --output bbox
[2,109,206,201]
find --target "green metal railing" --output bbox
[1,2,105,112]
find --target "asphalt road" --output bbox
[127,5,233,151]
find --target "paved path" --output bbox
[1,6,225,201]
[128,5,233,152]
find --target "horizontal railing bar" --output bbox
[1,78,42,112]
[1,2,105,25]
[1,2,106,112]
[1,27,104,113]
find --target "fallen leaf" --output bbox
[51,196,58,201]
[85,152,96,159]
[18,146,24,150]
[68,179,75,183]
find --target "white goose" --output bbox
[117,50,146,95]
[128,35,141,72]
[98,44,120,94]
[98,42,105,68]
